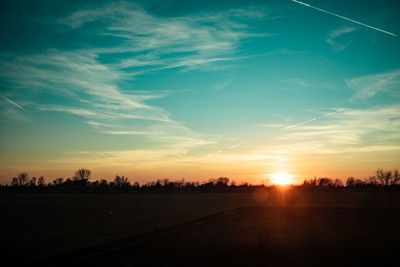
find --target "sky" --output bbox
[0,0,399,184]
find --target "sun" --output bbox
[270,173,293,186]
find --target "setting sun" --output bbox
[270,173,293,186]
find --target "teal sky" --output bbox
[1,0,400,183]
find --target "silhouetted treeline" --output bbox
[1,168,399,193]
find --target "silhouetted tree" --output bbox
[309,177,318,186]
[74,168,92,181]
[114,175,129,192]
[163,179,170,187]
[4,168,400,194]
[318,178,333,187]
[29,177,37,187]
[216,177,230,186]
[97,179,108,192]
[53,178,64,185]
[333,178,343,187]
[375,169,400,186]
[368,176,379,185]
[132,181,140,189]
[17,172,29,187]
[11,177,18,186]
[346,177,356,187]
[37,176,45,186]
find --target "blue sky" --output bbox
[1,0,399,183]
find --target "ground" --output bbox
[1,190,399,266]
[76,207,400,267]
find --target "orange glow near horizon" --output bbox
[270,173,293,186]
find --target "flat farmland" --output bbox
[1,191,399,265]
[78,207,400,267]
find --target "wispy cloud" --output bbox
[283,78,311,88]
[214,78,234,90]
[0,2,271,176]
[253,100,400,169]
[279,105,400,152]
[346,69,400,99]
[103,130,152,135]
[326,26,356,51]
[59,1,268,72]
[250,67,400,176]
[0,1,268,128]
[258,123,287,128]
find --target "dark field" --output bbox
[1,191,400,266]
[77,207,400,267]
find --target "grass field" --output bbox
[1,191,399,266]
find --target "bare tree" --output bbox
[11,177,18,186]
[29,177,37,186]
[74,168,91,182]
[37,176,45,186]
[17,172,29,187]
[217,177,230,185]
[114,175,129,191]
[114,175,122,186]
[318,178,333,187]
[333,178,343,187]
[53,178,64,185]
[163,179,170,186]
[367,176,379,185]
[375,169,400,186]
[346,177,356,187]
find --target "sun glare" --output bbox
[270,173,293,186]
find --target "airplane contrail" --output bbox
[3,96,30,114]
[284,108,344,130]
[284,117,316,129]
[291,0,397,37]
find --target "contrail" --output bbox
[284,108,344,130]
[291,0,397,37]
[3,96,30,114]
[284,117,316,129]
